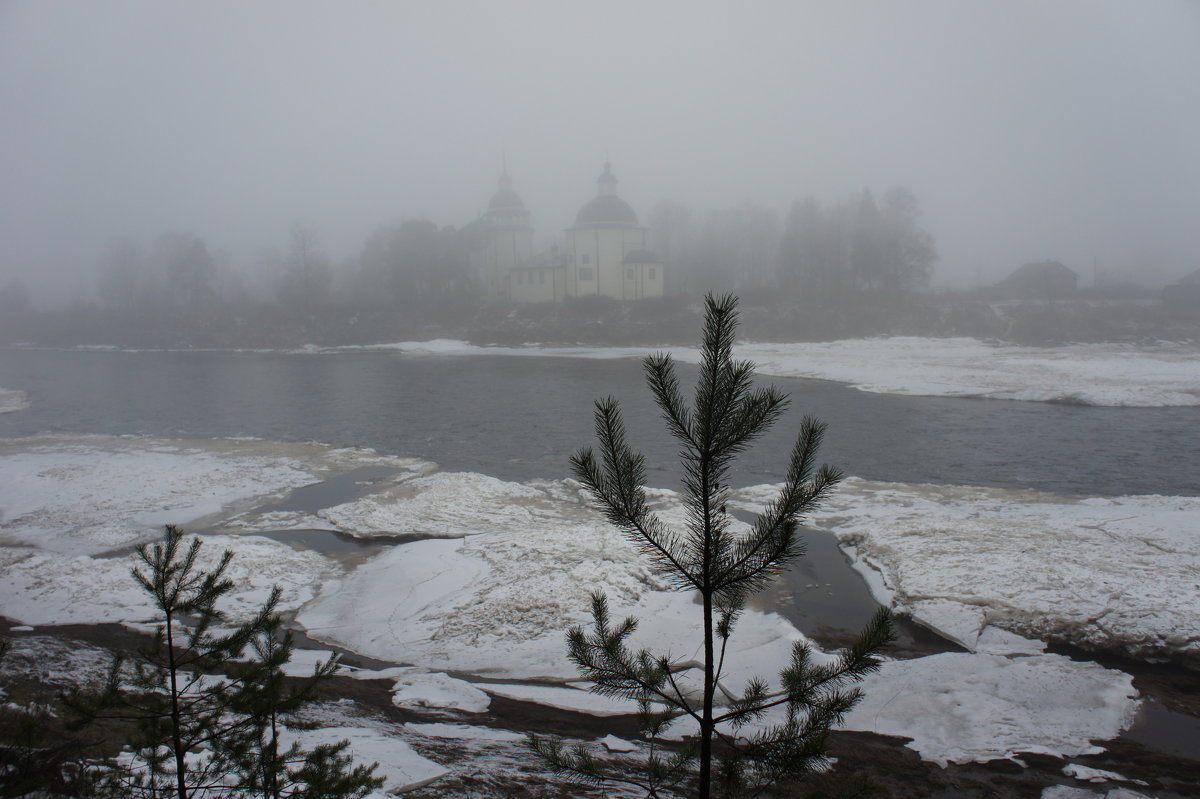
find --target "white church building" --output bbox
[468,163,664,303]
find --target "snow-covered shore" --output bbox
[13,335,1198,406]
[0,434,1169,769]
[358,337,1200,407]
[735,479,1200,664]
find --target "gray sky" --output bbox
[2,0,1198,305]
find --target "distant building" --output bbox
[563,163,664,301]
[468,171,535,299]
[469,163,664,302]
[1162,267,1200,312]
[992,260,1077,300]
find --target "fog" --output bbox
[2,0,1198,306]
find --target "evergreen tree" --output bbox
[94,525,261,797]
[223,615,382,798]
[530,294,894,798]
[74,525,380,799]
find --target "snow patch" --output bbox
[391,670,491,714]
[0,388,29,414]
[1042,787,1152,799]
[298,481,820,681]
[740,478,1200,663]
[479,683,637,716]
[405,722,525,742]
[0,434,414,555]
[0,534,333,627]
[282,725,449,794]
[318,471,555,539]
[599,734,639,752]
[1063,763,1145,785]
[359,338,1200,407]
[844,652,1139,766]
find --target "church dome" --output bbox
[574,161,639,227]
[575,195,639,226]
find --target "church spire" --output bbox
[598,160,617,197]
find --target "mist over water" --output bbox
[2,1,1198,309]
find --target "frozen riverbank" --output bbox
[735,479,1200,666]
[11,335,1195,407]
[360,337,1200,407]
[0,434,1177,771]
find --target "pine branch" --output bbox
[572,402,697,587]
[645,353,696,448]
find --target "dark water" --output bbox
[1,348,1196,496]
[257,466,401,514]
[1125,703,1200,758]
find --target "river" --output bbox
[1,347,1196,496]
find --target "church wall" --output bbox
[622,260,665,299]
[565,226,650,300]
[510,267,559,302]
[483,225,532,298]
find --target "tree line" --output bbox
[0,186,938,346]
[649,186,937,301]
[80,186,935,316]
[91,220,476,318]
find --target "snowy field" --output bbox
[0,434,1162,770]
[358,337,1200,407]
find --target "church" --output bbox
[468,163,665,302]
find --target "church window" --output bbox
[581,253,590,265]
[627,267,636,280]
[579,267,594,282]
[649,267,657,280]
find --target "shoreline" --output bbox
[3,617,1196,797]
[3,295,1198,353]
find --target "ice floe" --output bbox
[1043,787,1152,799]
[477,682,637,716]
[843,651,1138,765]
[599,734,638,752]
[297,519,812,682]
[1063,762,1146,785]
[282,724,449,794]
[0,533,333,627]
[317,471,560,539]
[404,722,525,742]
[735,479,1200,663]
[0,434,416,555]
[391,670,492,714]
[0,388,28,414]
[364,337,1200,407]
